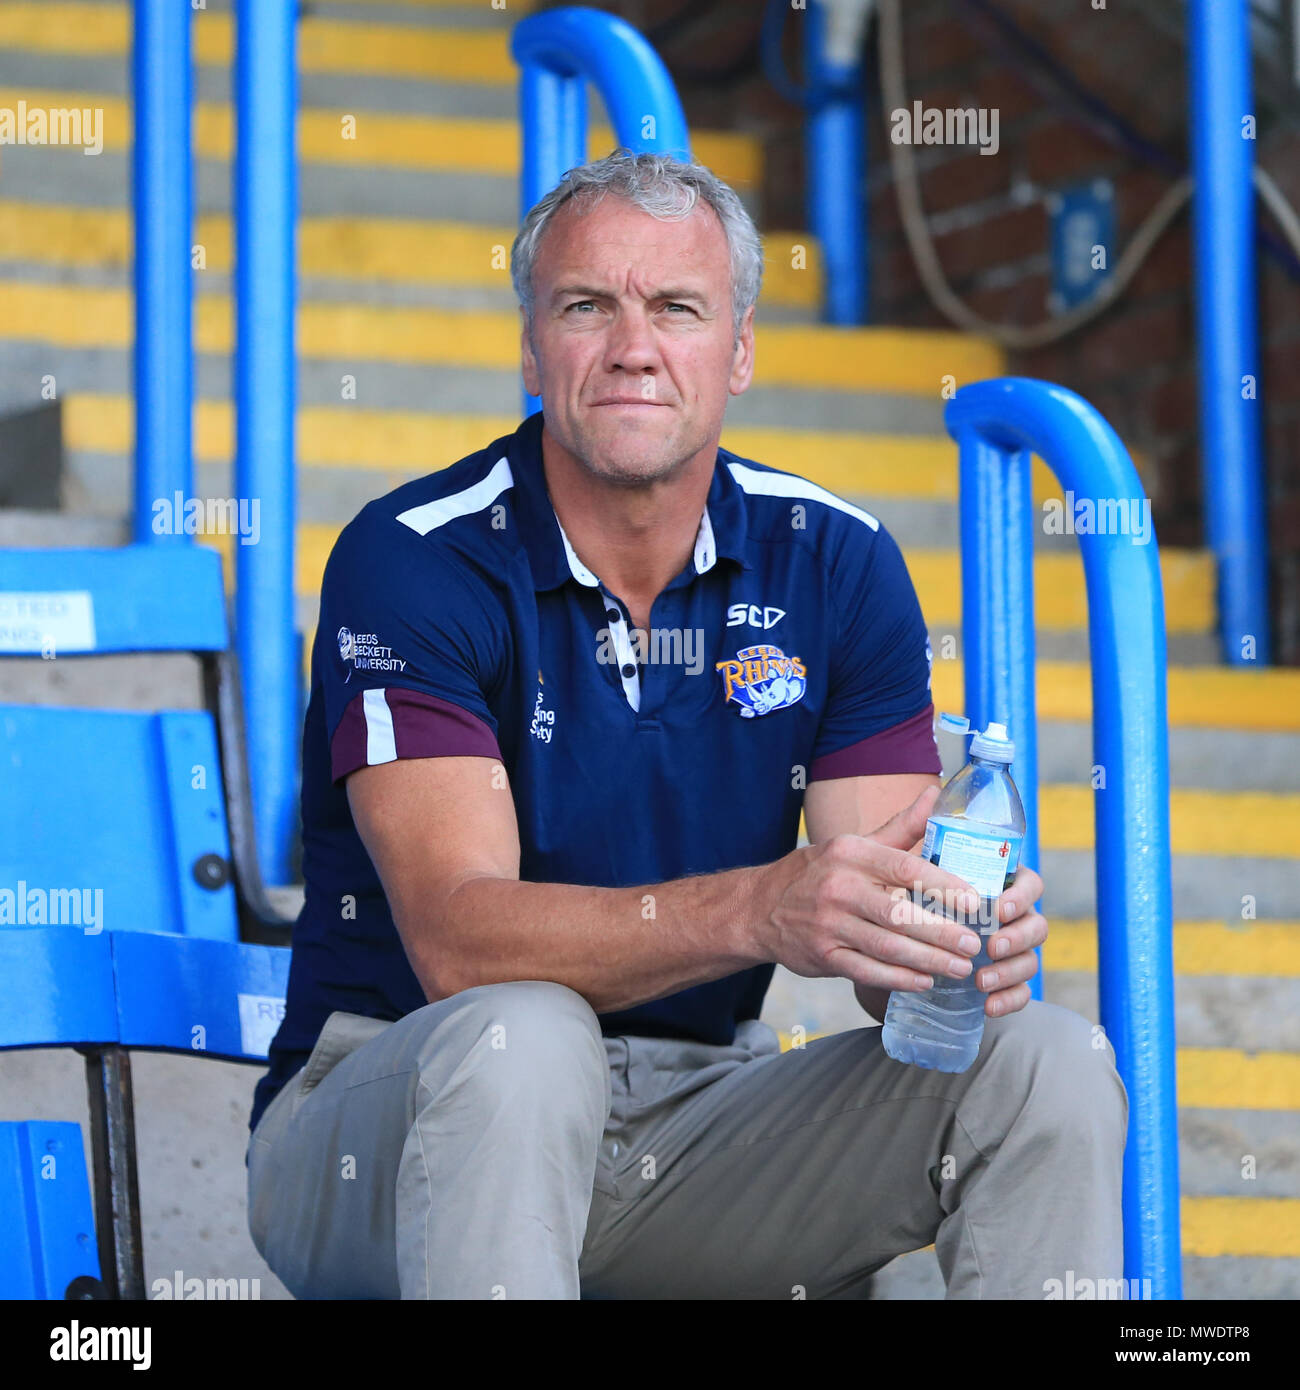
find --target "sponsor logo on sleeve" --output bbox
[338,626,406,683]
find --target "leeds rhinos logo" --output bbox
[715,643,807,718]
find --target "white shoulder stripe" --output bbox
[395,456,514,535]
[362,688,397,765]
[726,461,879,531]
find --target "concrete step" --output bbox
[0,83,762,205]
[0,39,523,122]
[0,0,525,84]
[3,1037,1293,1300]
[869,1243,1300,1300]
[759,967,1300,1297]
[760,959,1300,1055]
[0,280,1002,392]
[0,201,825,317]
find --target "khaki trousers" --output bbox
[246,980,1127,1299]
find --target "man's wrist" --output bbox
[738,845,808,965]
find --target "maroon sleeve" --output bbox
[808,702,941,782]
[330,687,503,784]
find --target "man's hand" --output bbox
[975,861,1047,1018]
[759,784,989,995]
[846,788,1048,1022]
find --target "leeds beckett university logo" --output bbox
[338,626,406,684]
[715,644,807,718]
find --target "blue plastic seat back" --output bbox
[0,1121,101,1298]
[0,544,227,655]
[0,541,289,1059]
[0,705,239,940]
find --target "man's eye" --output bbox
[665,302,693,313]
[566,301,597,313]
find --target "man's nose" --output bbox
[603,307,662,379]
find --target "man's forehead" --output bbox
[536,195,728,275]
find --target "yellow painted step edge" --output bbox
[0,203,823,312]
[1044,921,1300,977]
[930,663,1300,734]
[774,1034,1300,1114]
[1,282,1004,394]
[62,393,1056,503]
[0,86,760,189]
[0,2,518,86]
[912,1199,1300,1260]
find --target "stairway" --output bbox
[0,0,1296,1301]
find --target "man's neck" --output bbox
[540,424,717,616]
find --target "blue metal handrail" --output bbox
[1188,0,1271,664]
[946,377,1181,1299]
[512,6,692,416]
[803,0,867,325]
[132,0,192,542]
[233,0,299,886]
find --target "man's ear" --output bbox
[520,309,541,398]
[728,303,756,396]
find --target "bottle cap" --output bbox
[970,721,1015,764]
[937,712,1015,764]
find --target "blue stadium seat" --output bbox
[0,1121,102,1299]
[0,543,293,1298]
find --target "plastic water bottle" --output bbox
[881,714,1026,1073]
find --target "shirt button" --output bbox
[606,608,620,622]
[621,664,636,678]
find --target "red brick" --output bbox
[1077,301,1186,379]
[1114,168,1178,234]
[932,203,1047,282]
[963,271,1050,324]
[973,67,1043,128]
[920,149,1009,214]
[1149,369,1199,437]
[902,15,983,81]
[1020,339,1081,388]
[1265,338,1300,396]
[1128,224,1191,299]
[1269,495,1300,551]
[1024,118,1116,186]
[875,242,923,302]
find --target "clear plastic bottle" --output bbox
[881,715,1026,1073]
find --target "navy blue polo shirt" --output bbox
[249,408,940,1134]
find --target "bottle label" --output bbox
[922,818,1022,901]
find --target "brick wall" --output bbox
[545,0,1300,663]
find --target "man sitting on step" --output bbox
[245,150,1127,1300]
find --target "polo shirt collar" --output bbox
[508,409,752,593]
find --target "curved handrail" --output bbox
[946,376,1180,1299]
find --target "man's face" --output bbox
[520,193,755,487]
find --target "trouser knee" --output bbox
[411,979,612,1133]
[974,1000,1129,1144]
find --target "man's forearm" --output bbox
[406,857,799,1013]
